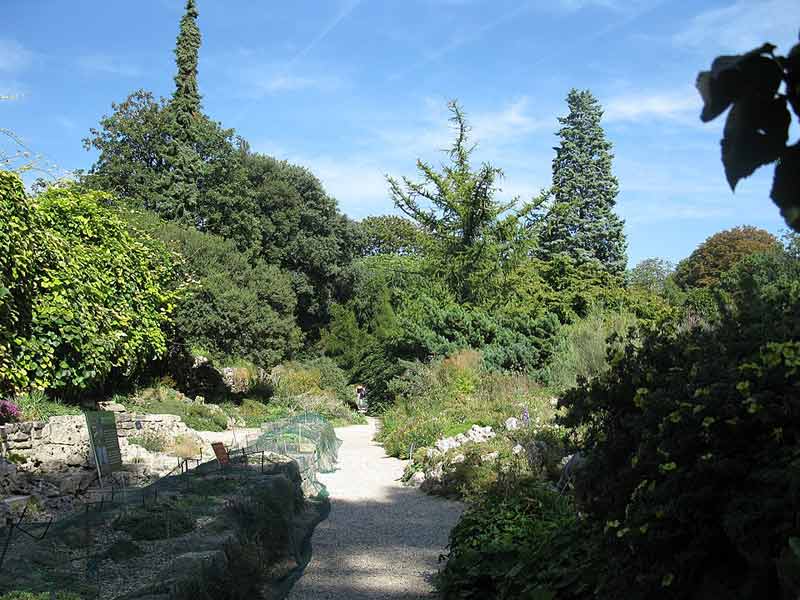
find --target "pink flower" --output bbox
[0,400,21,424]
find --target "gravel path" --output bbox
[288,417,463,599]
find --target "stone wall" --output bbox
[0,412,192,474]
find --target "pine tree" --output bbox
[172,0,202,126]
[535,89,627,275]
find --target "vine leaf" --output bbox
[771,143,800,229]
[696,43,780,122]
[722,95,790,190]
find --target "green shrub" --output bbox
[542,306,637,391]
[558,248,800,598]
[438,477,601,599]
[268,360,364,425]
[126,385,228,431]
[125,210,302,369]
[0,172,180,395]
[128,430,168,453]
[183,402,228,431]
[12,390,81,421]
[101,539,143,561]
[378,350,552,458]
[175,480,301,599]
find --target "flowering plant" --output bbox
[0,400,21,424]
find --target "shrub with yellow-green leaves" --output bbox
[558,248,800,598]
[0,171,181,395]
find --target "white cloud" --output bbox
[243,68,341,96]
[604,90,700,123]
[674,0,799,54]
[471,97,549,143]
[0,39,32,72]
[77,54,140,77]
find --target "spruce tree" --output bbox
[173,0,202,125]
[535,89,627,275]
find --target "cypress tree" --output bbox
[536,89,627,275]
[173,0,202,125]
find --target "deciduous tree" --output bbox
[674,225,779,289]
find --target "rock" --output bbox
[504,417,520,431]
[65,451,89,467]
[1,495,31,516]
[0,458,16,475]
[512,444,524,455]
[10,431,30,442]
[166,550,227,575]
[557,452,586,491]
[97,401,127,413]
[451,453,466,464]
[409,471,426,485]
[435,437,458,453]
[525,440,549,473]
[481,451,499,463]
[47,416,89,445]
[425,448,440,460]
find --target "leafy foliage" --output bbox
[12,390,81,421]
[558,247,800,598]
[241,151,358,339]
[268,358,364,425]
[0,172,180,395]
[532,89,627,276]
[377,350,552,458]
[673,225,779,289]
[542,306,637,391]
[387,100,533,305]
[627,258,674,294]
[126,384,229,431]
[355,214,428,257]
[82,90,259,252]
[697,39,800,229]
[438,477,600,600]
[127,210,301,368]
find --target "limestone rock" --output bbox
[97,401,127,413]
[409,471,426,485]
[166,550,227,575]
[504,417,520,431]
[481,451,499,463]
[0,458,16,475]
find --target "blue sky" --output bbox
[1,0,798,266]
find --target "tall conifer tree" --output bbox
[535,89,627,275]
[173,0,201,125]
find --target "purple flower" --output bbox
[0,400,20,425]
[521,406,530,426]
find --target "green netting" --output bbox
[247,412,342,496]
[0,412,340,598]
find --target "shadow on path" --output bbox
[288,419,463,600]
